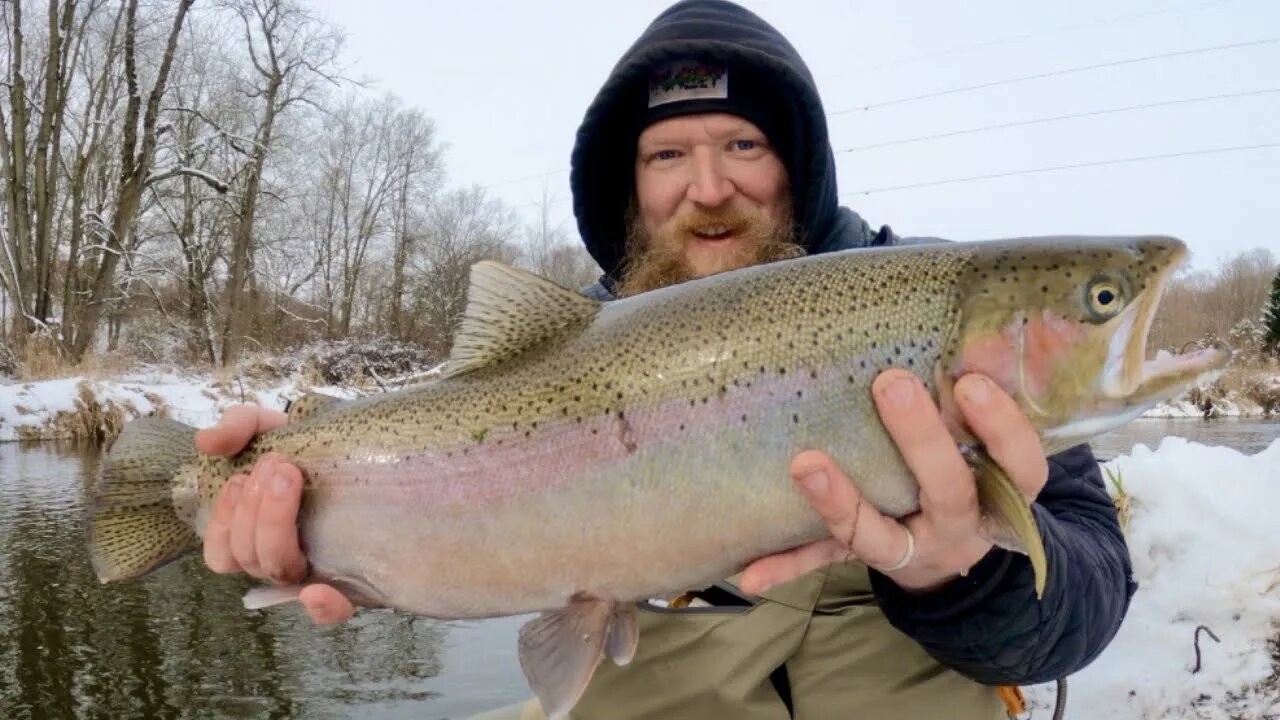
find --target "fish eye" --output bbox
[1086,278,1126,319]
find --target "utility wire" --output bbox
[840,142,1280,196]
[482,167,569,191]
[827,0,1234,77]
[832,37,1279,114]
[836,88,1280,153]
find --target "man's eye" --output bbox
[652,149,680,161]
[733,139,758,151]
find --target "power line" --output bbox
[840,142,1280,196]
[831,37,1280,114]
[827,0,1234,78]
[836,88,1280,153]
[481,167,569,191]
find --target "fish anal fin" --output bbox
[964,445,1048,600]
[518,595,615,720]
[440,262,600,380]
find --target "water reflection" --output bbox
[1089,416,1278,460]
[0,441,527,720]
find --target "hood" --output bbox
[569,0,841,284]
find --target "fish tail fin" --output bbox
[966,447,1048,599]
[88,417,202,583]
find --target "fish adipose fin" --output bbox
[440,262,601,379]
[518,596,636,720]
[964,445,1048,599]
[88,417,201,583]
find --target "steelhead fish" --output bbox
[88,235,1229,719]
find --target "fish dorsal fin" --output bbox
[285,392,344,423]
[440,261,600,379]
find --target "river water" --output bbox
[0,418,1275,719]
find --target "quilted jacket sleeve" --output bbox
[868,443,1137,685]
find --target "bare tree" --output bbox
[387,104,442,340]
[519,181,599,290]
[409,186,520,357]
[1149,247,1277,353]
[68,0,193,360]
[0,0,94,337]
[218,0,342,365]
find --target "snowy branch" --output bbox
[146,165,230,193]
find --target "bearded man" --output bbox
[198,2,1135,718]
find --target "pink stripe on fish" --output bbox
[305,355,900,507]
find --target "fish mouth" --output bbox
[1100,245,1231,404]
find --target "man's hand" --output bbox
[739,369,1049,595]
[196,404,356,625]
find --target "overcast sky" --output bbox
[308,0,1278,271]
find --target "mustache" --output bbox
[672,207,759,235]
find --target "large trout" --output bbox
[89,235,1228,718]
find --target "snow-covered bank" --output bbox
[0,370,361,442]
[1144,373,1280,419]
[1026,438,1280,719]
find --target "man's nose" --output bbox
[685,151,734,207]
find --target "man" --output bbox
[198,1,1135,718]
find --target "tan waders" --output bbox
[471,562,1009,720]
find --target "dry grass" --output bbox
[19,332,68,380]
[48,381,131,443]
[72,349,136,379]
[1104,466,1131,535]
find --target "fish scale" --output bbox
[88,235,1231,720]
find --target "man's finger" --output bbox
[229,456,273,576]
[790,450,916,571]
[872,370,978,536]
[955,374,1049,500]
[203,475,245,574]
[254,458,308,584]
[738,537,847,595]
[195,405,289,456]
[299,584,357,626]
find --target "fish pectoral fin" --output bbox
[241,576,389,612]
[518,596,615,720]
[964,446,1049,600]
[242,584,305,609]
[606,603,639,667]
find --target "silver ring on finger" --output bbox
[882,525,916,573]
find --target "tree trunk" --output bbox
[69,0,193,361]
[220,77,279,365]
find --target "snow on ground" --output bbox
[0,369,360,441]
[1025,437,1280,719]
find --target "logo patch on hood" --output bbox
[648,61,728,107]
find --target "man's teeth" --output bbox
[695,226,731,236]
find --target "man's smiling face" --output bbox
[620,112,801,296]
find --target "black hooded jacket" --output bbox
[568,0,1136,687]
